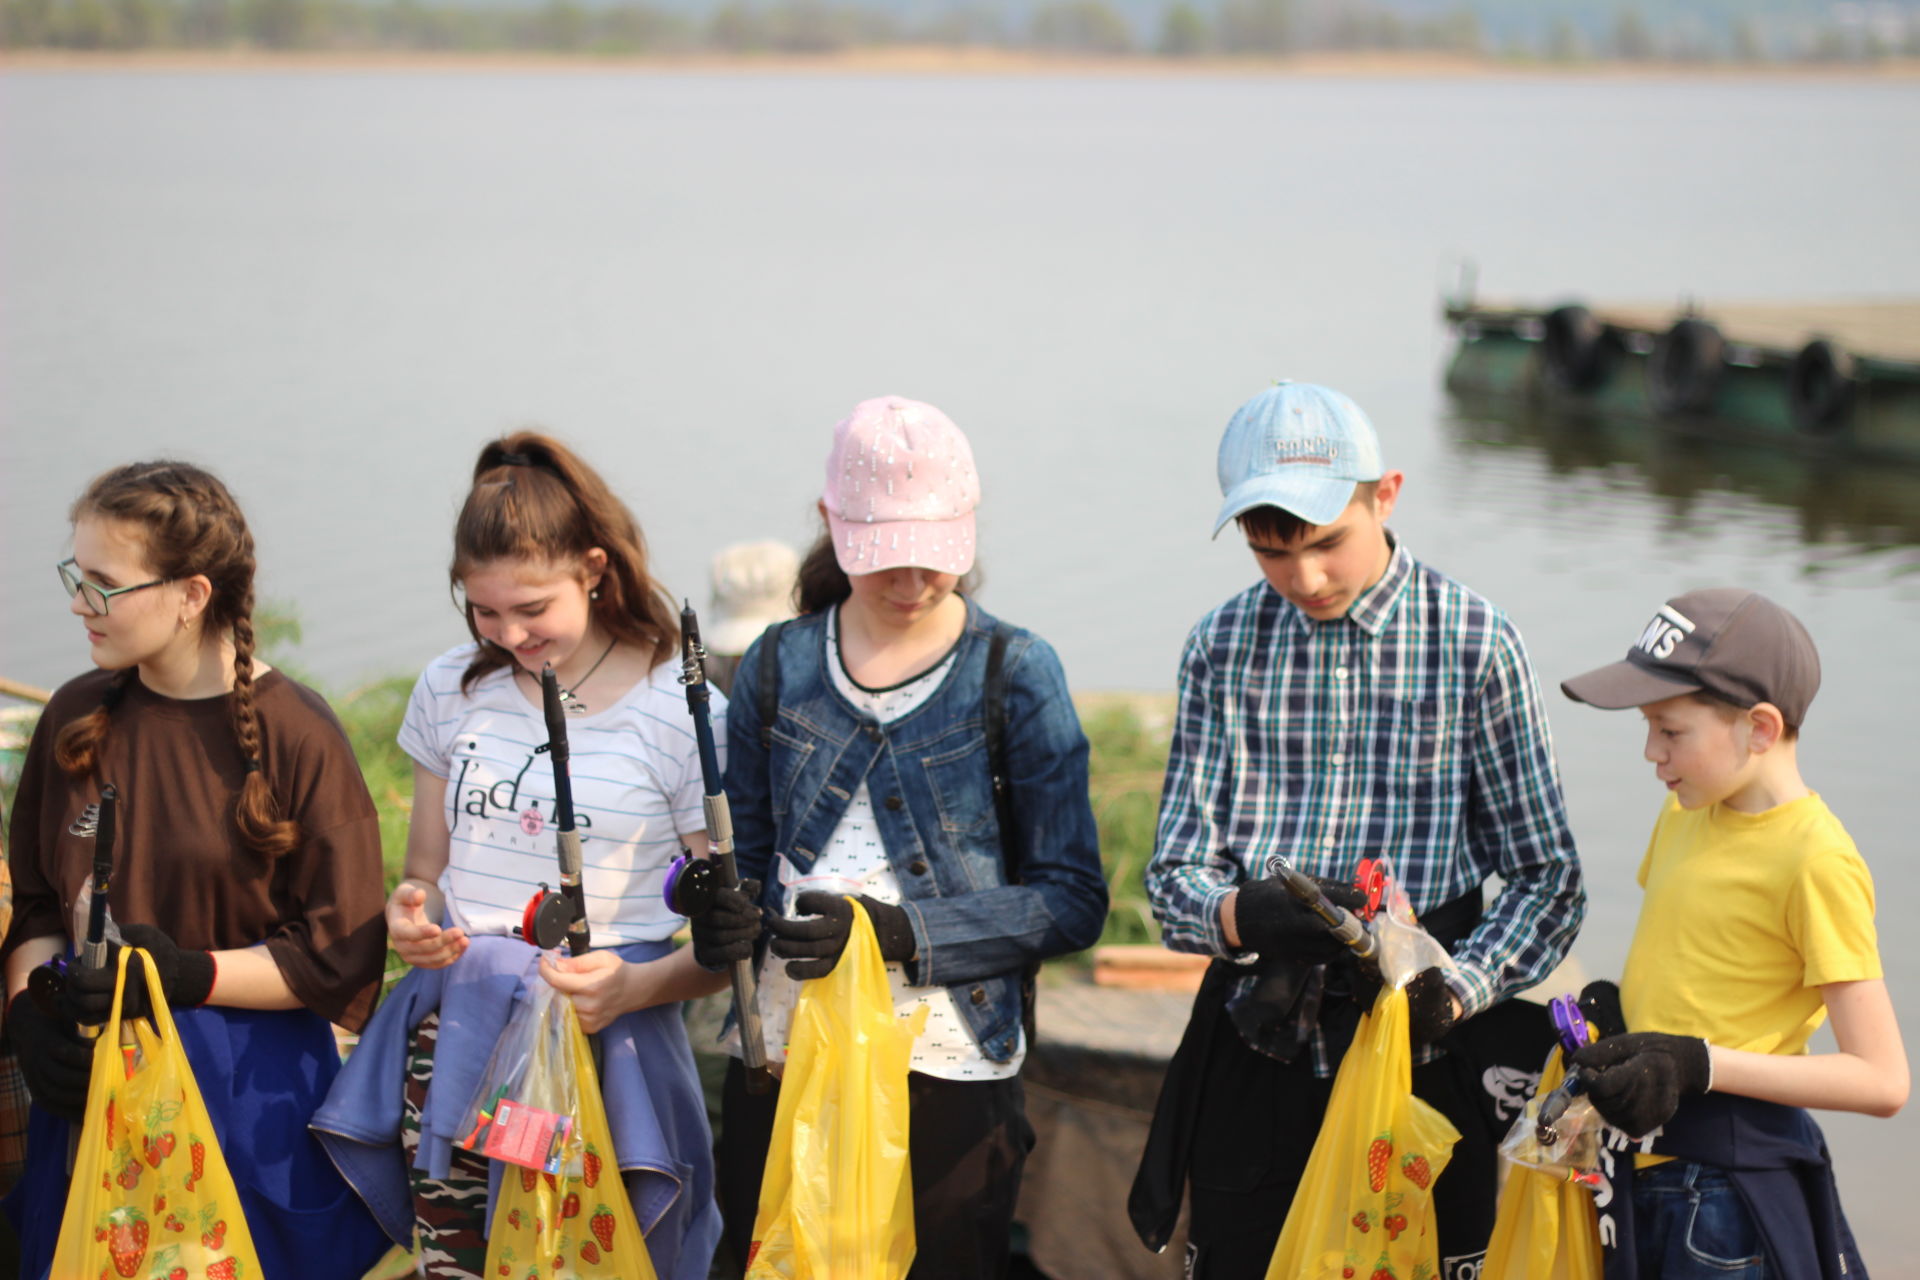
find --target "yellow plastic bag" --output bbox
[1483,1050,1604,1280]
[484,995,657,1280]
[747,902,927,1280]
[55,946,264,1280]
[1265,985,1462,1280]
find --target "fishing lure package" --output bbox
[1484,1049,1606,1279]
[1498,1071,1604,1183]
[1499,990,1609,1185]
[455,973,584,1175]
[482,996,657,1280]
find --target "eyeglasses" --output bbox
[57,558,171,615]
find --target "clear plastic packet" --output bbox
[68,881,125,954]
[1498,1050,1604,1188]
[454,973,586,1175]
[1366,856,1461,991]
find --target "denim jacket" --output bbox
[724,598,1108,1063]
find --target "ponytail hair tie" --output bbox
[497,451,533,468]
[245,758,262,774]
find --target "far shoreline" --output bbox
[4,46,1919,80]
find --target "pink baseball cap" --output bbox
[822,396,980,576]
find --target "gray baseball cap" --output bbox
[1561,588,1822,726]
[1213,382,1384,536]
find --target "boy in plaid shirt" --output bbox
[1135,382,1585,1279]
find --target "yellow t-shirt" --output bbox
[1620,792,1881,1057]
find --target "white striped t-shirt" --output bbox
[397,643,722,945]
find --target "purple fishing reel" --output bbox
[663,851,720,917]
[1550,992,1591,1055]
[1536,992,1594,1146]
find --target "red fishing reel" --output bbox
[1352,858,1387,921]
[516,883,574,950]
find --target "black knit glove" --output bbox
[1406,967,1461,1046]
[5,988,93,1120]
[690,879,764,972]
[768,892,916,980]
[1568,1031,1712,1138]
[65,924,216,1025]
[1234,876,1368,964]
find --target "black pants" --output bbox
[1183,1014,1498,1280]
[717,1059,1035,1280]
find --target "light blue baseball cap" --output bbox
[1213,381,1384,536]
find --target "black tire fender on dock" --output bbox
[1540,303,1612,393]
[1647,317,1725,416]
[1787,338,1857,435]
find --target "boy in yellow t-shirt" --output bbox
[1561,588,1907,1279]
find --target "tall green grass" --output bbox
[1081,701,1171,949]
[330,675,417,886]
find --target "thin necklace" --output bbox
[538,638,616,714]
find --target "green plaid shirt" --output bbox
[1145,539,1585,1074]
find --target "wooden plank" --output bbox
[1594,301,1920,362]
[0,676,52,704]
[1092,945,1209,992]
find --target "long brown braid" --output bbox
[452,431,680,693]
[53,461,300,860]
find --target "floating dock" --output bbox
[1444,298,1920,461]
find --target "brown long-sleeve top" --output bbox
[3,668,387,1031]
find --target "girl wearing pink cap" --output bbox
[701,396,1109,1278]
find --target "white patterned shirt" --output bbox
[738,607,1024,1081]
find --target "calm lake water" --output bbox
[3,67,1918,1268]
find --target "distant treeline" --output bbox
[4,0,1917,61]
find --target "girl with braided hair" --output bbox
[1,460,391,1277]
[312,432,726,1279]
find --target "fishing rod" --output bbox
[28,785,120,1031]
[667,602,771,1092]
[1269,856,1380,973]
[455,672,598,1168]
[43,783,120,1168]
[81,783,118,971]
[520,667,591,958]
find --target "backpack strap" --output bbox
[983,622,1016,879]
[981,621,1039,1047]
[756,620,788,749]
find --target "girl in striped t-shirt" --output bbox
[316,432,725,1280]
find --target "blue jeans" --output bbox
[1635,1160,1767,1279]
